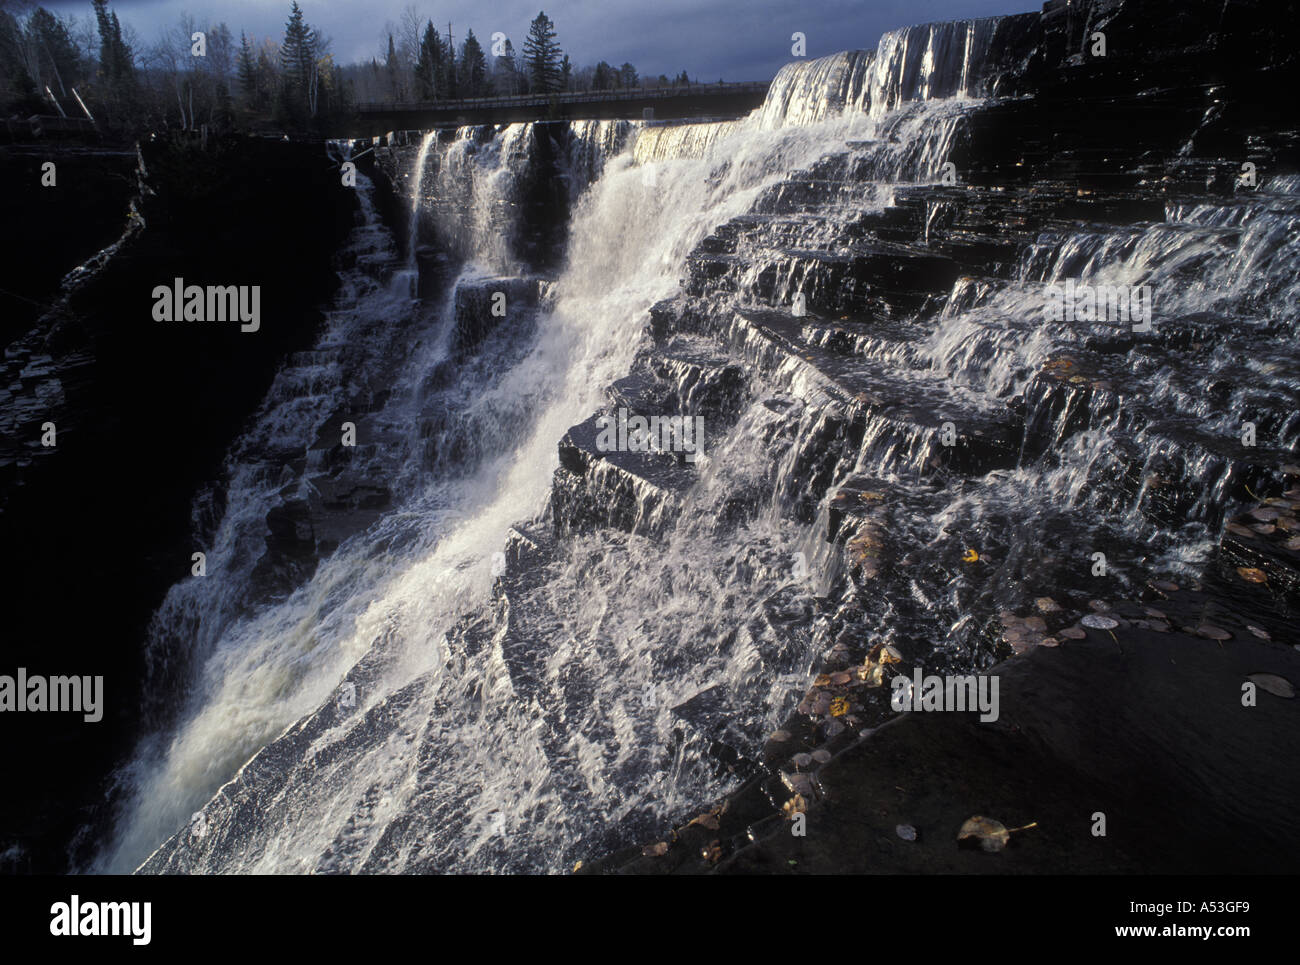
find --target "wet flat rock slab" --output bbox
[583,607,1300,874]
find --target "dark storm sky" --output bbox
[39,0,1038,80]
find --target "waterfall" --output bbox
[756,14,1035,130]
[92,10,1298,875]
[388,130,437,299]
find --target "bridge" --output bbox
[347,82,770,136]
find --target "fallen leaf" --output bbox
[896,824,918,841]
[1060,626,1087,639]
[957,816,1038,852]
[642,842,669,857]
[1197,624,1231,641]
[1246,673,1295,698]
[963,548,980,563]
[1237,566,1268,584]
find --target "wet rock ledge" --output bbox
[579,0,1300,875]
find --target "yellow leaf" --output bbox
[957,815,1037,852]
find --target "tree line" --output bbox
[345,8,697,104]
[0,2,699,136]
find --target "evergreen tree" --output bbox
[27,9,81,97]
[413,20,442,100]
[236,31,260,109]
[385,33,401,100]
[522,11,560,93]
[460,29,487,97]
[0,11,41,113]
[108,12,131,80]
[91,1,133,84]
[280,1,316,104]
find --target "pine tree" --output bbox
[280,1,316,101]
[522,11,561,94]
[385,33,401,100]
[91,0,113,78]
[108,12,132,81]
[460,29,487,97]
[27,9,81,97]
[413,21,442,100]
[91,1,133,85]
[236,31,259,109]
[0,10,41,111]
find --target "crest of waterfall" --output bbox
[632,120,741,163]
[756,16,1029,130]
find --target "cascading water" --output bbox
[391,131,437,297]
[94,12,1299,874]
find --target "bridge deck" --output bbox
[346,82,770,136]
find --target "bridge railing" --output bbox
[358,81,770,114]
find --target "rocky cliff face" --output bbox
[578,0,1300,873]
[71,0,1300,875]
[0,134,356,873]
